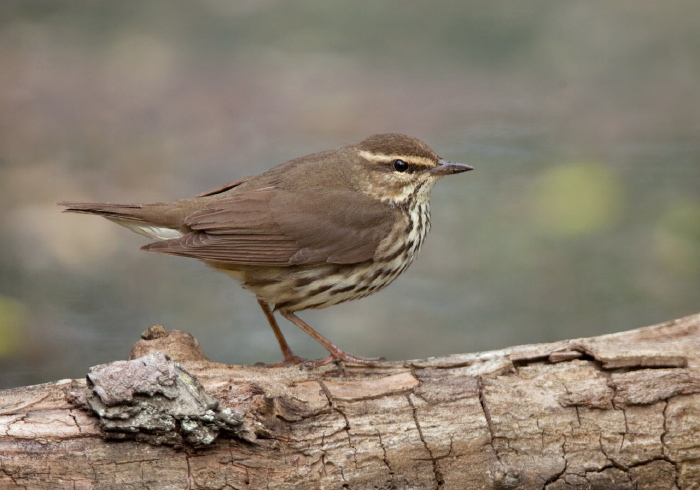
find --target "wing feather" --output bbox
[142,188,396,266]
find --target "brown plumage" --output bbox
[59,133,472,366]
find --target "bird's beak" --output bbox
[429,159,474,176]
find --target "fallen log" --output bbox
[1,313,699,489]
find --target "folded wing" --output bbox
[142,187,395,266]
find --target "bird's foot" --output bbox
[313,351,388,368]
[255,354,309,368]
[257,352,387,369]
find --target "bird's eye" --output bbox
[392,159,409,172]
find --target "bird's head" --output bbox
[351,133,473,205]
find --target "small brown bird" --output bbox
[59,133,472,366]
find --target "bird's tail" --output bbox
[58,201,186,240]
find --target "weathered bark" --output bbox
[1,313,700,489]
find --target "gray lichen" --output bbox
[83,352,247,448]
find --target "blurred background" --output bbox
[1,1,699,389]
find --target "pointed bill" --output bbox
[429,159,474,176]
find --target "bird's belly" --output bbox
[211,205,429,313]
[218,257,415,313]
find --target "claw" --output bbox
[255,354,309,368]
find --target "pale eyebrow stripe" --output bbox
[358,150,434,167]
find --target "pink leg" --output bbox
[257,300,307,366]
[279,310,386,366]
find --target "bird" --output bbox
[59,133,473,367]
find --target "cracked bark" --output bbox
[1,313,700,489]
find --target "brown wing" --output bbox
[195,175,252,197]
[142,187,397,266]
